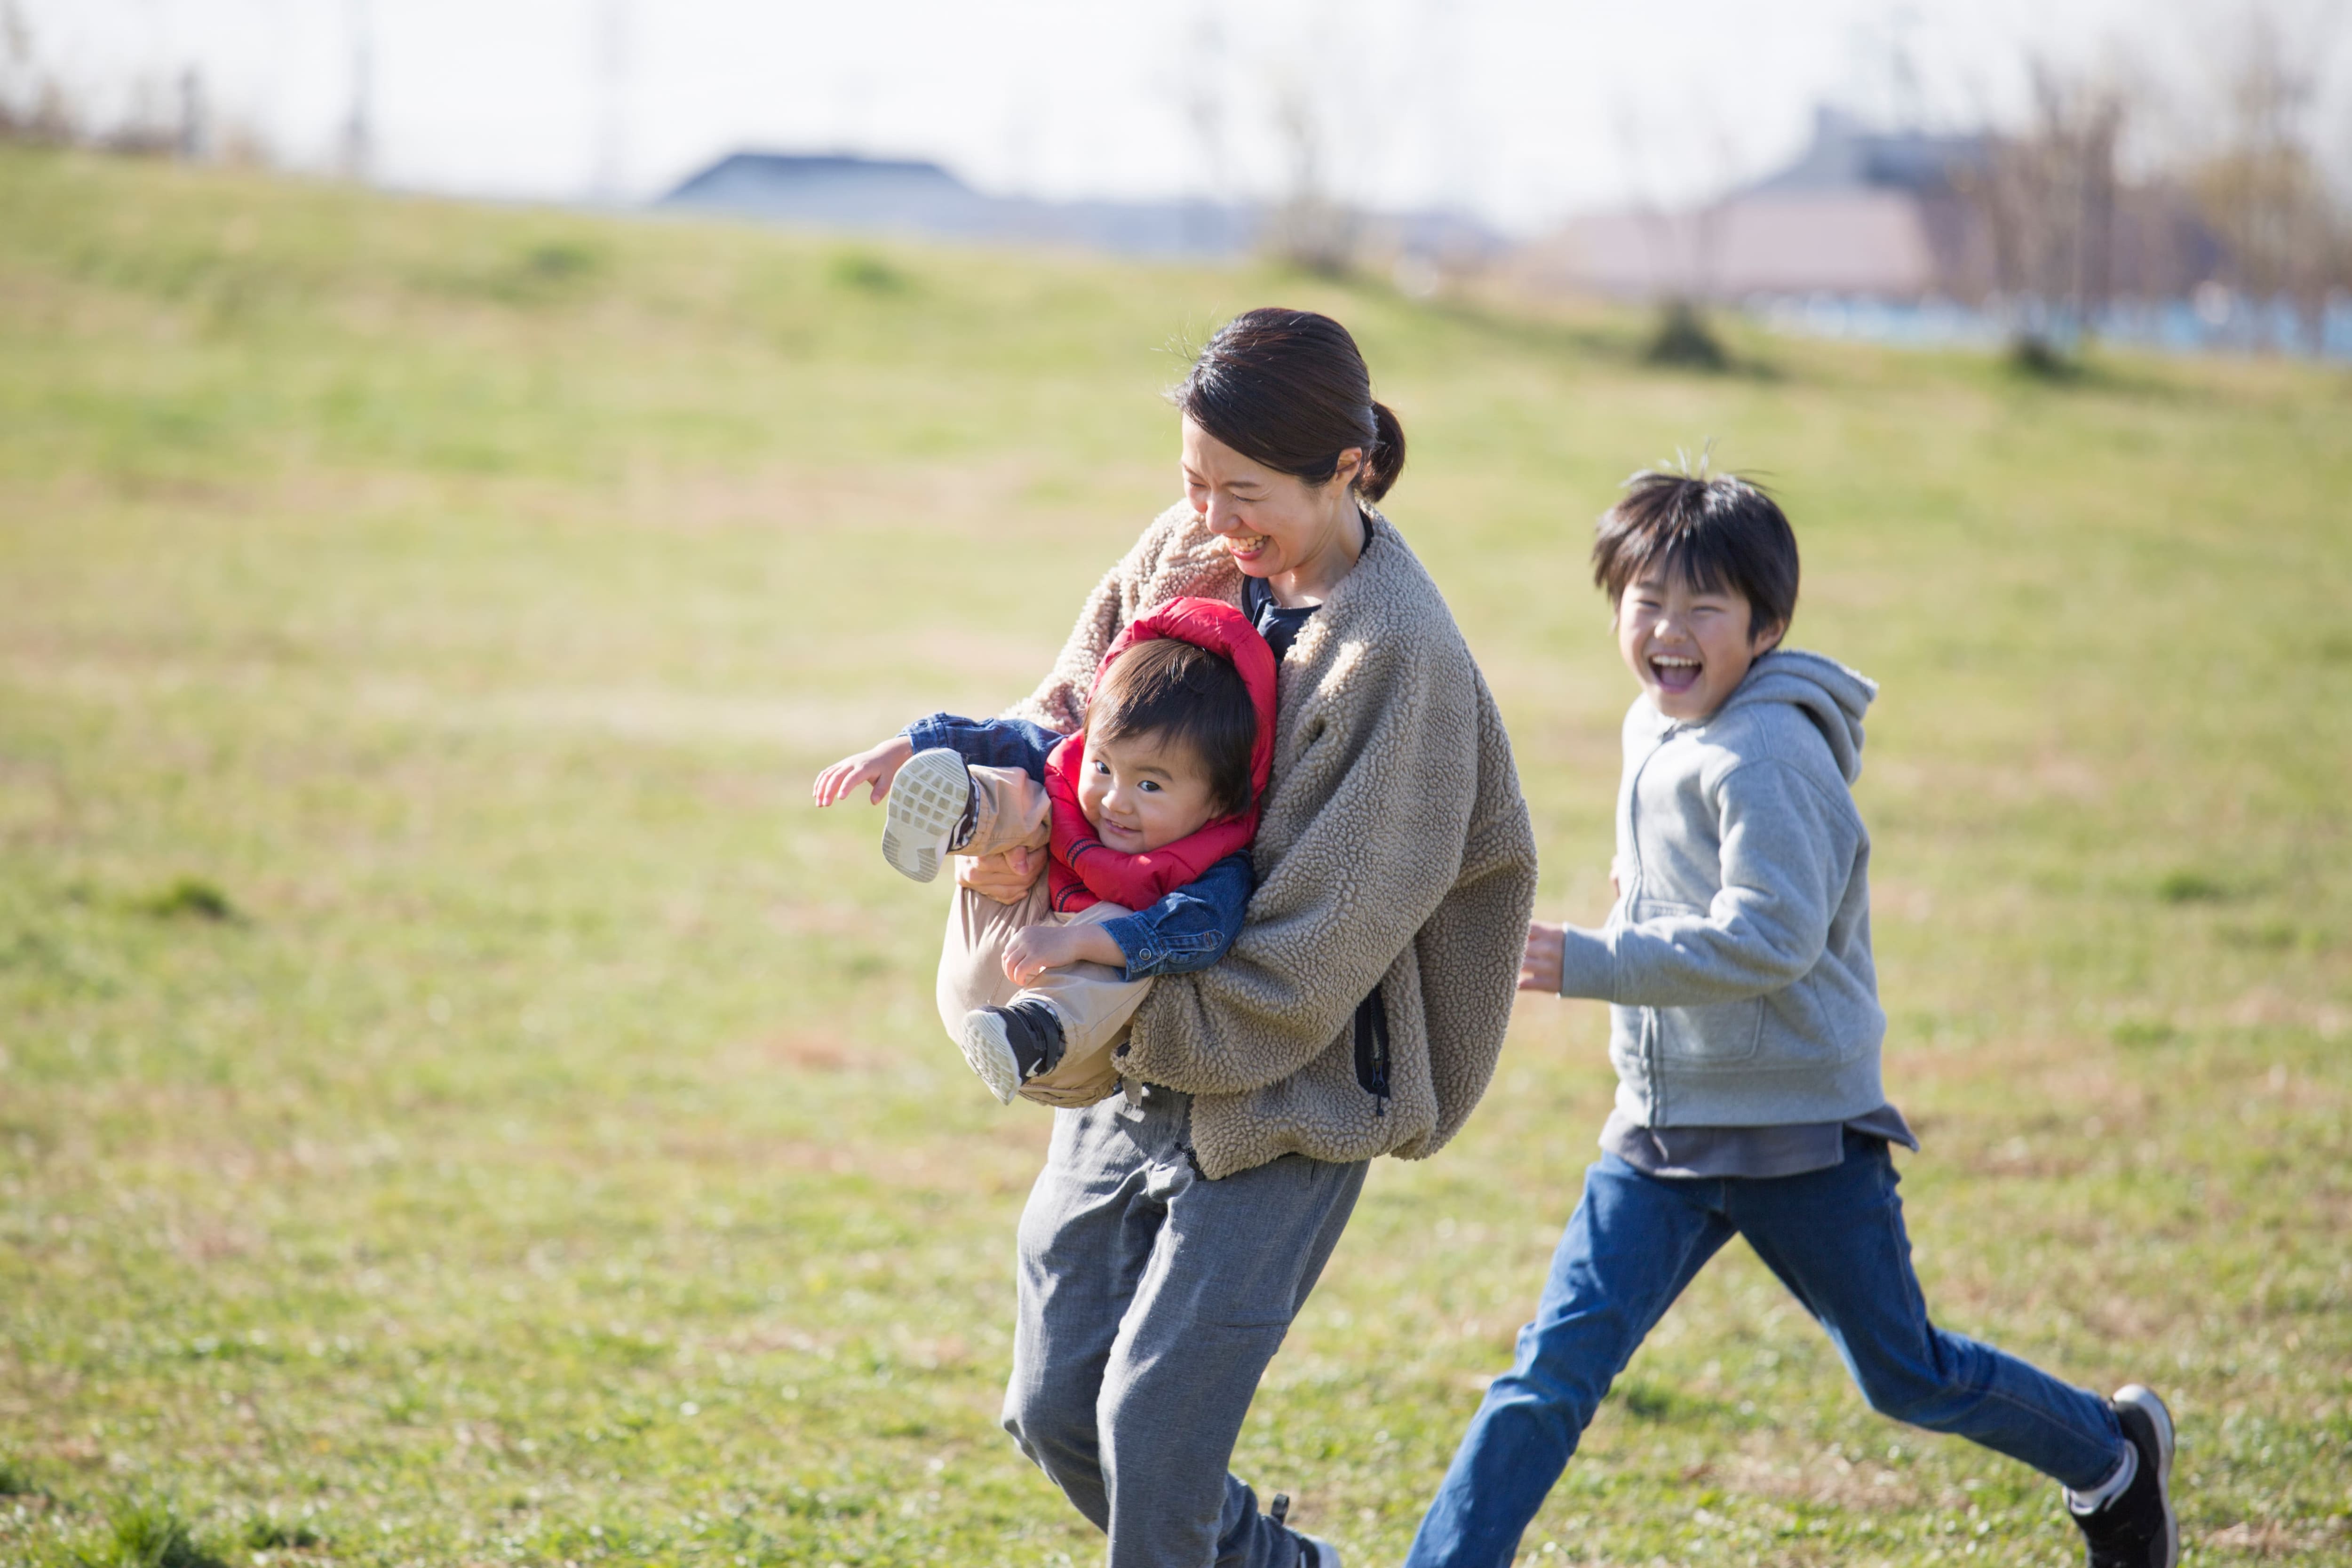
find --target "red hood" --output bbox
[1043,596,1279,915]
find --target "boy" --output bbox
[813,597,1275,1107]
[1403,471,2177,1568]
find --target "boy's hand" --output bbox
[812,735,916,807]
[1518,920,1566,994]
[1002,922,1123,987]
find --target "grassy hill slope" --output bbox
[2,144,2348,1566]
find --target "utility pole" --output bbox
[341,0,373,181]
[593,0,630,202]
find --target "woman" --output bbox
[967,308,1537,1567]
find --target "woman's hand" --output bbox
[957,844,1046,906]
[812,735,916,807]
[1002,922,1124,987]
[1518,920,1566,994]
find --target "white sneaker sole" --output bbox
[958,1010,1021,1105]
[2116,1384,2178,1568]
[881,748,969,883]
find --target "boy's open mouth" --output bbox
[1650,653,1701,694]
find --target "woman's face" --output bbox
[1181,418,1360,584]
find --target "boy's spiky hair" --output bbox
[1591,462,1799,640]
[1089,637,1257,820]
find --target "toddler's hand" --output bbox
[812,735,916,807]
[1003,923,1089,987]
[1518,920,1566,994]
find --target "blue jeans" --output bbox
[1404,1132,2124,1568]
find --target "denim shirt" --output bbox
[900,713,1254,982]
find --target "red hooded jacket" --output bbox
[1042,597,1279,915]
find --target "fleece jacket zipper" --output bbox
[1352,990,1391,1116]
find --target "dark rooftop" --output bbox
[1744,107,1989,199]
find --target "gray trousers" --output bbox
[1003,1084,1368,1568]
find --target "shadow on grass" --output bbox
[1607,1376,1759,1429]
[1399,289,1790,384]
[127,876,240,923]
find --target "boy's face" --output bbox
[1616,566,1783,722]
[1078,729,1222,853]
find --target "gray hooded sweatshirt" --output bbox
[1557,649,1887,1128]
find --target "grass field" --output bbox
[1,143,2347,1567]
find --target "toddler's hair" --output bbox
[1089,637,1257,820]
[1592,468,1799,640]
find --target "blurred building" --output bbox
[658,151,1502,267]
[1511,106,2222,305]
[660,152,1251,259]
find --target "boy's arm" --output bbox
[1095,853,1253,980]
[899,713,1063,781]
[1557,760,1857,1005]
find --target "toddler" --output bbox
[814,597,1274,1106]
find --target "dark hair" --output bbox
[1591,469,1799,640]
[1089,637,1257,820]
[1174,308,1406,503]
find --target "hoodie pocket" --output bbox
[1654,997,1766,1066]
[1632,897,1765,1066]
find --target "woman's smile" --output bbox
[1179,417,1365,604]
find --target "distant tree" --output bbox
[2179,6,2349,351]
[1957,60,2130,361]
[0,0,69,142]
[1260,70,1361,276]
[1610,96,1734,373]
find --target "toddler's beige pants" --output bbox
[936,765,1148,1108]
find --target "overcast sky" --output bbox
[12,0,2346,232]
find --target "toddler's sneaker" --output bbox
[959,999,1064,1105]
[2069,1385,2177,1568]
[881,748,971,883]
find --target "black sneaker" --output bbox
[2071,1385,2177,1568]
[957,999,1063,1105]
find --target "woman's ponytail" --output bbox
[1359,399,1407,503]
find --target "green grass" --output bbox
[2,143,2348,1566]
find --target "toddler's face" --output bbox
[1617,566,1782,722]
[1077,729,1221,853]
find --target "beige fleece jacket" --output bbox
[1006,502,1538,1178]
